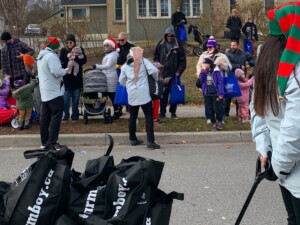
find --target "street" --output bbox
[0,142,285,225]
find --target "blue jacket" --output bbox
[200,67,224,97]
[251,62,300,198]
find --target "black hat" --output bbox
[1,31,12,41]
[203,57,214,67]
[66,34,76,43]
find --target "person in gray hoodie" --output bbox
[37,37,68,150]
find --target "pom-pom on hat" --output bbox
[44,37,60,50]
[103,38,119,51]
[13,80,24,89]
[206,36,217,48]
[235,68,245,78]
[267,2,300,98]
[23,55,35,66]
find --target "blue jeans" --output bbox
[63,89,81,120]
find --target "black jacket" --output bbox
[226,16,242,39]
[242,22,258,41]
[153,37,186,79]
[226,49,255,73]
[59,46,87,90]
[171,12,187,28]
[117,41,135,66]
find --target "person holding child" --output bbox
[199,57,224,131]
[12,79,36,130]
[235,68,253,123]
[60,34,87,122]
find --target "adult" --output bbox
[153,26,186,119]
[226,8,242,43]
[37,37,67,150]
[196,36,231,124]
[242,16,258,55]
[251,3,300,224]
[91,38,120,119]
[225,40,255,117]
[116,32,135,68]
[60,34,87,122]
[119,47,160,149]
[0,31,35,86]
[171,6,187,39]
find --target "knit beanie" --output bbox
[203,57,214,67]
[206,36,217,48]
[235,68,245,78]
[23,55,36,66]
[66,34,76,43]
[1,31,11,41]
[13,80,24,89]
[103,38,119,50]
[267,2,300,98]
[44,37,60,50]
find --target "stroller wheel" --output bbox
[83,113,88,125]
[11,117,19,129]
[193,47,202,56]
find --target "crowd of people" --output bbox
[0,2,299,224]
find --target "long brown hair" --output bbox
[253,35,286,116]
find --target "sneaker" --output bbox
[40,145,46,149]
[212,124,217,132]
[206,119,211,124]
[51,142,64,151]
[171,113,178,119]
[147,142,160,149]
[154,119,162,125]
[131,139,144,146]
[242,119,250,123]
[24,120,30,129]
[216,122,223,130]
[62,117,68,122]
[159,113,166,118]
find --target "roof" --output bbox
[61,0,106,5]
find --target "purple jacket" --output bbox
[200,67,224,97]
[0,80,11,109]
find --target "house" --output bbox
[60,0,290,42]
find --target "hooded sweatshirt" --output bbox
[37,47,66,102]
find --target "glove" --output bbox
[265,151,278,182]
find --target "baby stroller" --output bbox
[187,24,209,56]
[82,69,108,125]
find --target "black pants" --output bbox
[129,101,154,143]
[160,83,177,115]
[224,98,238,116]
[40,96,64,146]
[280,185,300,225]
[204,96,223,124]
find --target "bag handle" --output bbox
[104,134,114,156]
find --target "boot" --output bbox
[147,142,160,149]
[212,123,217,132]
[17,121,24,130]
[24,120,30,129]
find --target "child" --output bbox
[200,57,224,131]
[153,62,164,124]
[235,68,254,122]
[12,79,36,130]
[67,46,84,76]
[0,76,11,109]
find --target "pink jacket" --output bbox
[237,77,254,104]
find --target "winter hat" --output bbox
[44,37,60,50]
[1,31,11,41]
[235,68,245,78]
[267,2,300,98]
[103,38,118,50]
[13,80,24,89]
[203,57,214,67]
[206,36,217,48]
[66,34,76,43]
[23,55,35,66]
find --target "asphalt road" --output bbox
[0,143,286,225]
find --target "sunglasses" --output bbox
[166,35,174,38]
[118,39,125,42]
[66,41,74,44]
[207,46,214,49]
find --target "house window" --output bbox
[115,0,124,21]
[183,0,201,17]
[69,7,90,22]
[230,0,237,12]
[137,0,170,18]
[264,0,274,11]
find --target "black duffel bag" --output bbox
[4,146,74,225]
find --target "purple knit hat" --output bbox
[206,36,217,48]
[235,68,245,78]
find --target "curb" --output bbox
[0,131,252,148]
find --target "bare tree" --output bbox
[0,0,28,36]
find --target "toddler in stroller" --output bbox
[82,68,108,124]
